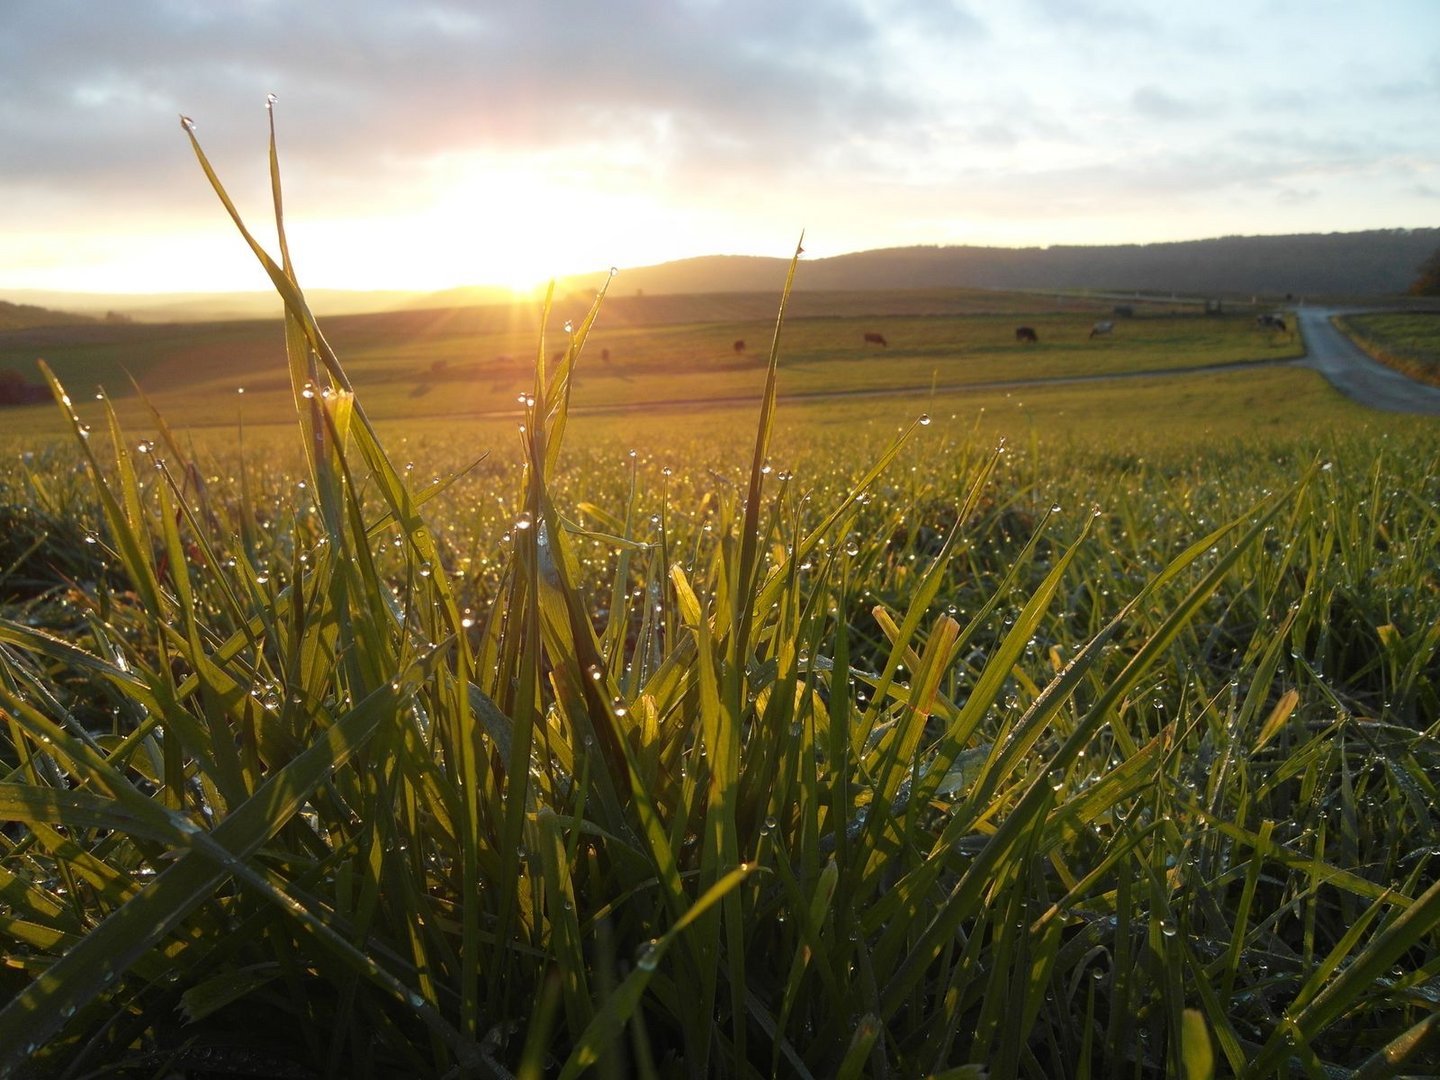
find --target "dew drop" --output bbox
[179,114,196,132]
[918,413,931,426]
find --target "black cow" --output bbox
[1015,326,1039,344]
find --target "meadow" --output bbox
[0,281,1305,439]
[0,129,1437,1080]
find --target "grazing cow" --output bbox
[863,332,889,347]
[1256,313,1289,334]
[1112,305,1135,318]
[1089,321,1114,340]
[1015,326,1039,344]
[733,339,746,354]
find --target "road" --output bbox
[1296,307,1440,416]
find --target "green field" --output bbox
[2,152,1438,1078]
[0,287,1306,439]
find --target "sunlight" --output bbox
[418,159,623,293]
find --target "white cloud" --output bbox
[1,0,1437,290]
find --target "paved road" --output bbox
[1296,307,1440,416]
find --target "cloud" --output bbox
[1131,85,1210,121]
[2,0,1438,290]
[0,0,924,206]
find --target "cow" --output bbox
[1256,313,1289,335]
[733,339,746,354]
[1015,326,1039,344]
[1112,305,1135,318]
[1089,321,1114,339]
[863,332,889,347]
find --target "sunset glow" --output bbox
[1,1,1436,298]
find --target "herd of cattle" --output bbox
[851,312,1293,349]
[729,312,1293,356]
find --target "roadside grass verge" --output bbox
[1335,312,1440,388]
[0,112,1438,1078]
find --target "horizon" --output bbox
[3,2,1437,296]
[0,225,1434,305]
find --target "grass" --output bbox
[1335,312,1440,388]
[1,116,1438,1079]
[0,289,1304,440]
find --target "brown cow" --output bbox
[863,332,888,347]
[1015,326,1039,344]
[733,339,746,354]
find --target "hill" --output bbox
[7,229,1436,325]
[537,228,1440,301]
[0,288,433,324]
[0,299,97,332]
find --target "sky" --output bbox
[2,0,1437,295]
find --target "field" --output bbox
[0,285,1307,440]
[1,151,1438,1079]
[1335,312,1440,389]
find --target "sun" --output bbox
[415,158,611,294]
[292,152,689,293]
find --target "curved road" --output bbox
[1296,307,1440,415]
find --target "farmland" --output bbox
[1,250,1438,1080]
[0,287,1307,438]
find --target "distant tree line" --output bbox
[559,229,1440,299]
[0,299,97,332]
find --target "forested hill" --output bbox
[0,300,97,331]
[557,229,1440,299]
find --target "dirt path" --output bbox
[1295,308,1440,416]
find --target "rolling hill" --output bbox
[5,228,1436,326]
[545,229,1440,302]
